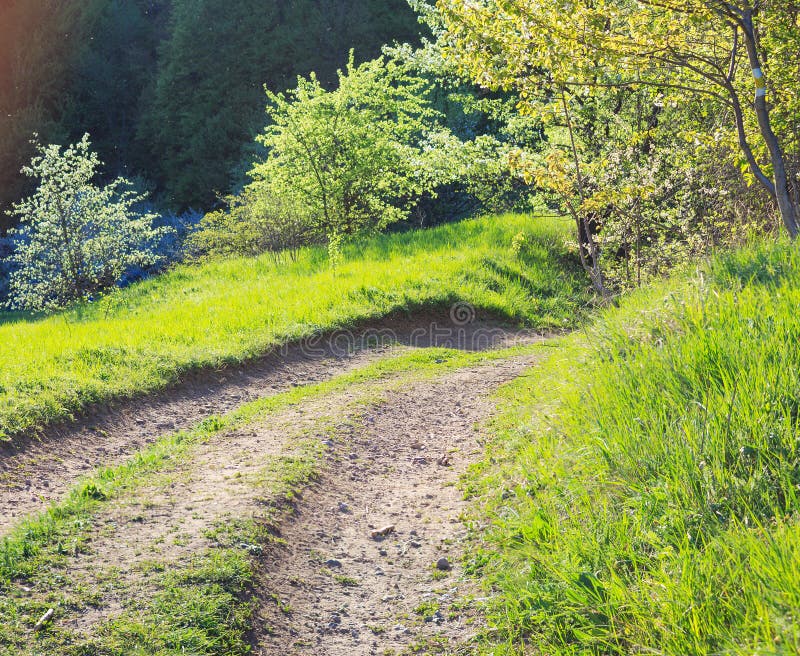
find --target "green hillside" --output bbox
[468,239,800,654]
[0,214,585,440]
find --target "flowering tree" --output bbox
[8,135,169,311]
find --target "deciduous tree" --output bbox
[8,135,168,311]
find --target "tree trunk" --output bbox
[741,10,799,238]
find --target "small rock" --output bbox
[375,567,385,576]
[348,453,358,460]
[435,557,452,571]
[410,540,422,548]
[33,608,54,631]
[338,502,350,513]
[370,525,395,539]
[325,559,342,569]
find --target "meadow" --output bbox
[3,210,800,654]
[468,238,800,654]
[0,214,586,440]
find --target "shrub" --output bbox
[7,135,170,312]
[250,53,445,239]
[186,186,317,262]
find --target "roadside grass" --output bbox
[465,238,800,654]
[0,213,585,440]
[0,342,537,655]
[75,444,325,656]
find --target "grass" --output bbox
[0,213,585,440]
[466,238,800,654]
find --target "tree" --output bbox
[250,54,445,238]
[7,135,169,312]
[437,0,800,238]
[0,0,103,229]
[60,0,169,180]
[138,0,422,210]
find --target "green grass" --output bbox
[467,238,800,654]
[0,213,585,440]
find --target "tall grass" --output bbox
[471,239,800,654]
[0,214,585,439]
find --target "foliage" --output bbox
[468,239,800,654]
[0,213,586,440]
[0,0,422,220]
[385,37,546,225]
[0,0,103,231]
[251,54,446,239]
[137,0,421,209]
[434,0,800,290]
[7,135,169,312]
[198,42,547,253]
[186,186,316,262]
[60,0,169,180]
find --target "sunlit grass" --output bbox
[469,238,800,654]
[0,214,586,439]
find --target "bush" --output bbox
[250,53,445,239]
[7,135,170,312]
[186,186,317,262]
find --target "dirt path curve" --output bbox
[0,316,530,534]
[253,356,530,656]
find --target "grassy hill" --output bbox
[0,214,586,440]
[467,238,800,654]
[3,212,800,654]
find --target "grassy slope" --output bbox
[0,214,585,440]
[468,240,800,654]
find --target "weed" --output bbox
[413,600,439,621]
[332,573,360,587]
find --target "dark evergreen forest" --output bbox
[0,0,420,231]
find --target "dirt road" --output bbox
[2,319,540,655]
